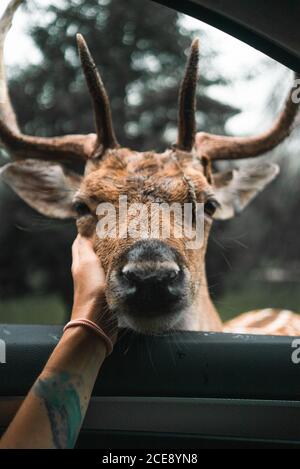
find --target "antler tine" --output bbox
[176,37,200,152]
[0,0,96,163]
[76,33,119,152]
[196,72,300,161]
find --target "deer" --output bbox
[1,0,300,336]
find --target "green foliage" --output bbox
[217,281,300,322]
[0,294,66,324]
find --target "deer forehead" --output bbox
[80,149,210,203]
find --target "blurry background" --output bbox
[0,0,300,325]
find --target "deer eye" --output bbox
[204,199,219,218]
[73,201,91,217]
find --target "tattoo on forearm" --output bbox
[34,372,82,449]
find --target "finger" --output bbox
[78,235,99,263]
[71,234,80,270]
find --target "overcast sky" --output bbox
[0,0,290,135]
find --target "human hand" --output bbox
[71,234,118,344]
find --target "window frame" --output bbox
[154,0,300,71]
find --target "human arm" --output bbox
[0,235,117,449]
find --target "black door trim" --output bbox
[153,0,300,71]
[1,325,300,400]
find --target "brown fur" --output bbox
[72,147,220,331]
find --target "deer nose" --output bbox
[115,240,187,316]
[120,261,183,313]
[122,262,180,287]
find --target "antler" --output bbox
[196,72,300,161]
[0,1,119,163]
[0,0,297,165]
[176,38,200,152]
[76,34,119,152]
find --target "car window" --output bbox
[0,0,298,335]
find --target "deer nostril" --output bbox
[121,268,140,284]
[168,269,179,280]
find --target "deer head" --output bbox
[0,1,299,333]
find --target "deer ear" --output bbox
[212,163,279,220]
[0,160,82,219]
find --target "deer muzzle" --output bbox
[107,240,191,332]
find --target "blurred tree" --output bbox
[0,0,237,312]
[207,69,300,302]
[12,0,235,145]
